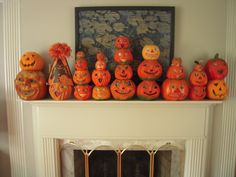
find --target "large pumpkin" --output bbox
[115,36,130,49]
[115,64,133,80]
[20,52,45,71]
[166,57,186,79]
[137,80,160,100]
[92,70,111,86]
[15,70,47,100]
[162,79,189,101]
[74,85,92,100]
[110,79,136,100]
[207,80,228,100]
[189,86,206,100]
[137,60,162,80]
[142,45,160,60]
[73,70,91,85]
[114,49,133,64]
[92,86,111,100]
[189,61,208,86]
[205,54,228,80]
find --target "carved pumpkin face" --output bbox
[73,70,91,85]
[115,64,133,80]
[76,51,86,59]
[114,49,133,64]
[115,36,130,49]
[162,79,189,101]
[92,70,111,86]
[166,58,186,79]
[96,52,105,61]
[137,80,160,100]
[110,79,136,100]
[142,45,160,60]
[137,60,162,80]
[190,63,208,86]
[15,71,47,100]
[92,86,111,100]
[95,60,107,70]
[189,86,206,100]
[74,85,92,100]
[207,80,228,100]
[20,52,45,71]
[74,58,88,71]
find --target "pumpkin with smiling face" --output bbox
[142,45,160,60]
[207,80,228,100]
[189,61,208,86]
[189,86,206,100]
[166,57,186,79]
[75,51,88,70]
[73,70,91,85]
[114,49,133,64]
[20,52,45,71]
[115,64,133,80]
[110,79,136,100]
[15,70,47,100]
[137,80,160,100]
[92,70,111,87]
[74,85,92,100]
[115,36,130,49]
[137,60,162,80]
[92,86,111,100]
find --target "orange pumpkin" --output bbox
[189,61,208,86]
[189,86,206,100]
[96,52,106,61]
[166,57,186,79]
[207,80,228,100]
[92,70,111,87]
[142,45,160,60]
[115,36,130,49]
[137,80,160,100]
[15,70,47,100]
[115,64,133,80]
[92,86,111,100]
[114,49,133,64]
[20,52,45,71]
[73,70,91,85]
[95,60,107,70]
[110,79,136,100]
[137,60,162,80]
[162,79,189,101]
[74,58,88,71]
[74,85,92,100]
[76,51,86,59]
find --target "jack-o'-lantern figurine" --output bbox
[74,51,88,71]
[166,57,186,80]
[74,85,92,100]
[115,64,133,80]
[142,45,160,60]
[137,80,160,100]
[115,36,130,49]
[137,60,162,80]
[20,51,45,71]
[207,80,228,100]
[189,86,207,100]
[48,43,73,100]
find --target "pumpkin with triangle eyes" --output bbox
[74,85,92,100]
[207,80,228,100]
[142,45,160,60]
[137,80,160,100]
[92,70,111,87]
[115,64,133,80]
[137,60,162,80]
[92,86,111,100]
[115,36,130,49]
[114,49,133,64]
[73,70,91,85]
[189,61,208,86]
[20,52,45,71]
[110,79,136,100]
[189,86,206,100]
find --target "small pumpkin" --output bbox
[115,36,130,49]
[115,64,133,80]
[189,86,206,100]
[189,61,208,86]
[76,51,86,59]
[92,86,111,100]
[114,49,133,64]
[137,60,162,80]
[74,58,88,71]
[166,57,186,79]
[73,70,91,85]
[15,70,47,100]
[92,70,111,86]
[162,79,189,101]
[207,80,228,100]
[96,52,106,61]
[74,85,92,100]
[142,45,160,60]
[20,52,45,71]
[204,54,228,80]
[95,60,107,70]
[137,80,160,100]
[110,79,136,100]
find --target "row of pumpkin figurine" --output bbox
[15,40,228,101]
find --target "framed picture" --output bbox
[75,6,175,83]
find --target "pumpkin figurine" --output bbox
[92,86,111,100]
[166,57,186,80]
[137,60,162,80]
[115,36,130,49]
[48,43,73,100]
[74,51,88,71]
[137,80,160,100]
[189,86,207,100]
[142,45,160,60]
[207,80,228,100]
[74,85,92,100]
[115,64,133,80]
[114,48,134,64]
[20,51,45,71]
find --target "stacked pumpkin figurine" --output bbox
[73,51,92,100]
[92,52,111,100]
[137,45,163,100]
[110,36,136,100]
[15,52,47,100]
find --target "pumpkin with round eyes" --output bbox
[114,49,133,64]
[205,54,228,80]
[15,70,47,100]
[137,80,160,100]
[142,45,160,60]
[137,60,163,80]
[162,79,189,101]
[189,61,208,86]
[92,86,111,100]
[95,60,107,70]
[73,70,91,85]
[110,79,136,100]
[20,52,45,71]
[92,70,111,86]
[74,85,92,100]
[207,80,228,100]
[115,36,130,49]
[189,86,206,100]
[166,57,186,79]
[115,64,133,80]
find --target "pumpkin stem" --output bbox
[214,53,219,59]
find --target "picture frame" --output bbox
[75,6,175,83]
